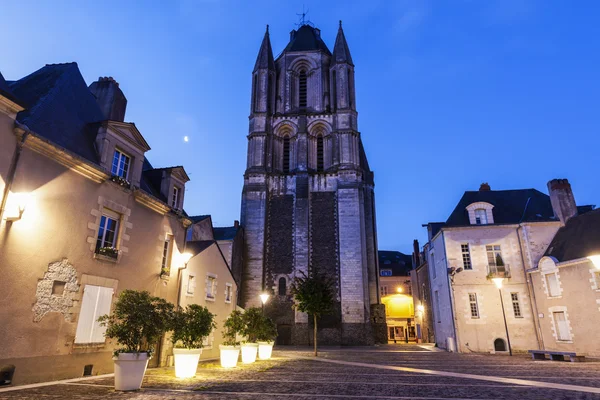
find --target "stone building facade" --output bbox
[0,64,238,385]
[240,22,380,345]
[425,182,578,353]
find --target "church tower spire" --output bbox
[330,20,356,113]
[253,25,275,73]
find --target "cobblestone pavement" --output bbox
[1,344,599,399]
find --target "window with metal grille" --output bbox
[511,293,522,318]
[461,244,472,270]
[316,136,324,172]
[299,70,307,108]
[283,136,290,173]
[469,293,479,318]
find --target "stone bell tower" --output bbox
[240,22,380,345]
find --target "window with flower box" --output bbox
[95,211,120,259]
[111,149,130,179]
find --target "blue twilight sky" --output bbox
[1,1,599,253]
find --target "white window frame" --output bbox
[96,210,120,252]
[461,244,472,270]
[111,149,131,179]
[186,274,196,296]
[545,272,560,297]
[74,285,114,344]
[206,274,217,301]
[224,283,233,304]
[511,292,522,318]
[552,310,572,342]
[474,209,487,225]
[486,245,503,266]
[161,235,173,273]
[469,293,479,319]
[171,186,180,209]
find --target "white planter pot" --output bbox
[219,345,240,368]
[241,343,259,364]
[173,348,202,378]
[257,341,274,360]
[113,352,149,391]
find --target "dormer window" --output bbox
[466,202,494,225]
[172,186,180,209]
[475,209,487,225]
[111,149,130,179]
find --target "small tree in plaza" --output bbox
[291,270,335,356]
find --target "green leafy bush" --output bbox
[222,310,244,346]
[171,304,217,349]
[98,290,174,356]
[240,307,278,343]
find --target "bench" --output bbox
[528,350,585,362]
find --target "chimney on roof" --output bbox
[89,77,127,122]
[479,182,491,191]
[412,239,421,268]
[234,220,239,228]
[548,179,578,225]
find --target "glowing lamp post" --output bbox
[259,293,270,315]
[492,278,512,356]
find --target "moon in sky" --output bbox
[184,136,189,142]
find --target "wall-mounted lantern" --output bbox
[3,192,34,221]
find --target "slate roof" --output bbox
[8,63,106,162]
[7,63,188,212]
[445,189,556,227]
[544,208,600,262]
[378,251,413,276]
[189,215,211,224]
[282,25,331,55]
[213,226,239,241]
[332,22,353,66]
[0,72,23,106]
[254,27,275,72]
[186,240,216,256]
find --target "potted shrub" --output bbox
[257,315,278,360]
[219,310,244,368]
[240,307,263,364]
[171,304,216,378]
[98,290,174,391]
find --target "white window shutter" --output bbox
[75,285,100,344]
[91,287,113,343]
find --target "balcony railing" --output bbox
[487,263,510,279]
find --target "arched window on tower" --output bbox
[283,136,290,173]
[278,277,287,296]
[316,135,324,172]
[299,70,307,108]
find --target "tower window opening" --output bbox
[253,74,258,113]
[283,136,290,173]
[299,70,307,108]
[331,70,337,112]
[316,135,324,172]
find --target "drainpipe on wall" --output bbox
[517,224,545,350]
[0,123,30,222]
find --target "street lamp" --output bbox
[259,293,270,314]
[492,278,512,356]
